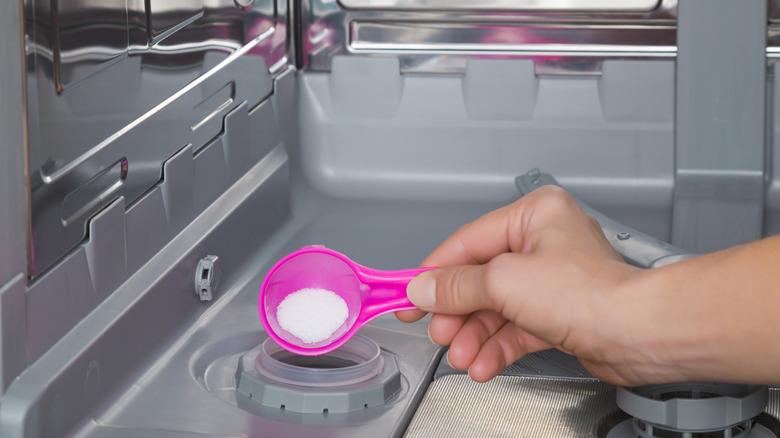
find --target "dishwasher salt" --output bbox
[276,288,349,344]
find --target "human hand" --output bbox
[397,186,647,386]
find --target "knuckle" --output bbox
[535,184,570,200]
[586,214,607,236]
[531,185,580,218]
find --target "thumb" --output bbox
[406,265,490,314]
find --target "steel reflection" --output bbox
[338,0,661,11]
[302,0,677,74]
[25,0,289,276]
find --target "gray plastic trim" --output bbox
[672,0,767,253]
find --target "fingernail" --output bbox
[407,275,436,309]
[445,352,454,369]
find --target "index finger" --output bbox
[420,189,547,268]
[420,203,517,268]
[421,186,586,269]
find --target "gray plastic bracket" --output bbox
[194,255,220,301]
[329,56,404,118]
[462,59,537,121]
[599,60,674,123]
[672,0,767,253]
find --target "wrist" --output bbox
[589,261,708,385]
[606,251,748,385]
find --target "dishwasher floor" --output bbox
[67,189,504,437]
[57,173,780,437]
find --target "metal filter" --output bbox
[405,375,623,437]
[405,375,780,437]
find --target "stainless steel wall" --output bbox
[24,0,290,276]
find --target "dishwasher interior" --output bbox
[1,0,779,436]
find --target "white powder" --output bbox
[276,288,349,344]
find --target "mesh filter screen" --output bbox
[404,375,622,437]
[406,376,780,438]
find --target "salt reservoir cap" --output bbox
[258,246,435,356]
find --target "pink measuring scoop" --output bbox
[258,245,435,356]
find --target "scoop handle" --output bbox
[356,266,436,319]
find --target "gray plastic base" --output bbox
[606,419,775,438]
[615,384,769,434]
[236,336,401,414]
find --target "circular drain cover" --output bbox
[235,335,401,414]
[606,383,771,438]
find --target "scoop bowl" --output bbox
[259,245,434,356]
